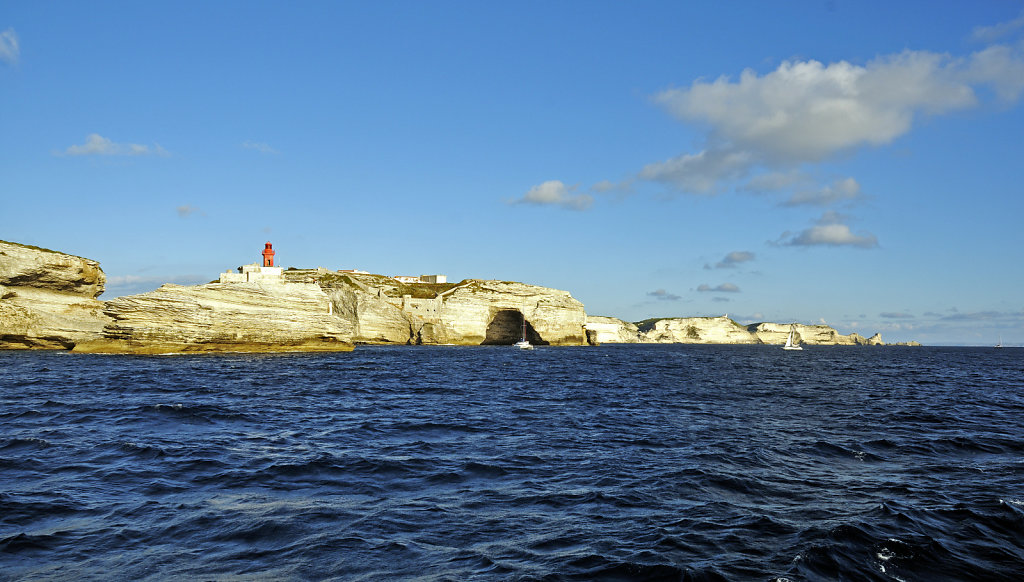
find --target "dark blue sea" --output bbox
[1,345,1022,581]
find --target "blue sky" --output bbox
[2,1,1023,345]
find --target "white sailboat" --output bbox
[783,324,803,351]
[995,336,1003,348]
[514,314,533,350]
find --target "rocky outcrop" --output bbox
[748,322,881,346]
[75,282,353,354]
[326,276,587,346]
[435,280,586,346]
[0,240,106,296]
[587,316,887,346]
[639,316,759,344]
[0,241,110,349]
[585,316,643,344]
[328,284,419,345]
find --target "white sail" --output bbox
[783,324,803,350]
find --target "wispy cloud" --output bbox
[783,177,865,207]
[590,178,635,199]
[60,134,169,157]
[940,310,1023,322]
[639,148,753,194]
[775,211,878,248]
[176,205,202,218]
[242,141,279,154]
[740,170,809,193]
[647,288,681,301]
[880,312,915,319]
[706,251,755,270]
[972,11,1024,43]
[512,180,593,211]
[697,283,740,293]
[0,28,18,65]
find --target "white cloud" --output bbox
[242,141,279,154]
[697,282,740,293]
[513,180,593,210]
[776,211,878,248]
[61,134,169,157]
[706,251,755,269]
[655,52,985,165]
[0,28,18,65]
[642,43,1024,195]
[784,177,864,207]
[962,44,1024,102]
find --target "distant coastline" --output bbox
[0,239,916,352]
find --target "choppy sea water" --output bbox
[1,345,1022,581]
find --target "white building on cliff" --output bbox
[219,242,284,283]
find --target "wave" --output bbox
[0,437,52,452]
[136,403,255,424]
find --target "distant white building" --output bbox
[394,274,447,284]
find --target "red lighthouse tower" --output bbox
[262,242,275,267]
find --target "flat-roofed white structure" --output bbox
[220,263,284,283]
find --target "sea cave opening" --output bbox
[483,309,546,345]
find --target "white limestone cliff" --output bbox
[639,316,759,344]
[76,281,354,354]
[0,241,110,349]
[326,275,588,346]
[585,316,643,344]
[748,322,881,346]
[328,283,419,345]
[583,316,887,346]
[434,280,586,346]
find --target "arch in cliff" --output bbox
[483,309,546,345]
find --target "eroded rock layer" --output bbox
[0,241,110,349]
[76,282,354,354]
